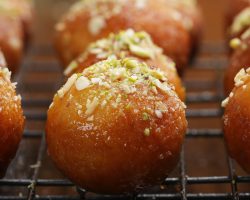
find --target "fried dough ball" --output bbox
[0,65,25,178]
[54,0,192,72]
[224,31,250,95]
[222,68,250,173]
[46,58,187,194]
[64,29,185,100]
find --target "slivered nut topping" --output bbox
[234,68,249,87]
[64,61,78,76]
[86,97,99,116]
[155,110,163,118]
[231,7,250,35]
[57,74,77,98]
[0,67,11,80]
[221,97,229,108]
[75,76,90,91]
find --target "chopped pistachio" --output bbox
[123,58,138,69]
[64,61,78,76]
[142,112,150,121]
[56,58,177,123]
[129,44,154,59]
[86,97,99,116]
[230,38,241,49]
[125,102,132,109]
[144,128,151,136]
[84,29,165,65]
[151,70,166,81]
[128,75,137,82]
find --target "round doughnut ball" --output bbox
[0,66,25,178]
[222,68,250,172]
[224,33,250,95]
[46,58,187,194]
[64,29,186,100]
[54,0,192,72]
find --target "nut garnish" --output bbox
[56,58,184,136]
[230,38,241,49]
[231,7,250,35]
[75,76,90,91]
[57,74,77,98]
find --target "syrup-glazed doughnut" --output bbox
[54,0,192,72]
[0,54,25,177]
[222,67,250,173]
[46,58,187,194]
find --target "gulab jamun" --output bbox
[46,58,187,194]
[54,0,192,72]
[0,63,25,177]
[222,67,250,173]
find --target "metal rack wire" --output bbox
[0,41,250,200]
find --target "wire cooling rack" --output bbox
[0,41,250,200]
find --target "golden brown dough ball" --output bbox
[222,68,250,173]
[54,0,192,72]
[0,65,25,178]
[224,32,250,95]
[46,58,187,194]
[64,29,186,100]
